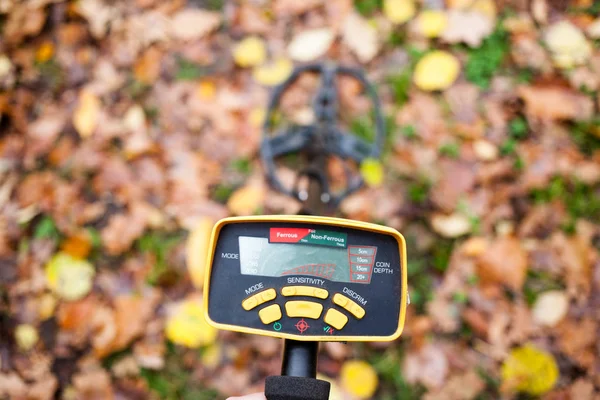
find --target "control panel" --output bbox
[203,215,408,342]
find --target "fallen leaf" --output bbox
[414,51,460,91]
[424,370,485,400]
[383,0,416,24]
[45,252,95,301]
[133,47,162,84]
[227,184,265,215]
[288,28,335,62]
[471,0,497,21]
[360,158,384,187]
[473,140,499,161]
[342,12,380,63]
[60,233,92,259]
[477,237,527,290]
[587,18,600,38]
[253,58,293,86]
[404,342,448,389]
[544,20,592,69]
[501,345,559,395]
[532,290,569,327]
[186,217,214,289]
[441,10,494,48]
[431,213,471,238]
[0,55,12,78]
[73,89,101,138]
[170,9,221,41]
[15,324,39,351]
[415,10,448,38]
[197,80,217,99]
[233,36,267,68]
[165,296,217,348]
[340,360,378,399]
[35,41,54,63]
[518,85,594,121]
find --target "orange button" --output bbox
[324,308,348,330]
[285,301,323,319]
[281,286,329,299]
[259,304,282,324]
[333,293,365,319]
[242,288,277,311]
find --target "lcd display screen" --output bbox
[239,234,377,284]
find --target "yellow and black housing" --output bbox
[203,215,408,342]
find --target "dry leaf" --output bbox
[431,213,471,238]
[233,36,267,68]
[415,10,448,38]
[501,345,559,395]
[15,324,39,351]
[227,184,265,215]
[587,18,600,38]
[253,58,293,86]
[45,252,95,301]
[441,10,494,48]
[170,9,221,41]
[414,51,460,91]
[404,343,448,389]
[360,158,384,187]
[424,370,485,400]
[342,12,380,63]
[340,360,379,399]
[532,290,568,327]
[288,28,335,62]
[165,296,217,348]
[473,140,499,161]
[186,217,214,288]
[544,20,592,69]
[134,47,162,84]
[73,89,101,138]
[383,0,416,24]
[477,237,527,290]
[518,85,594,121]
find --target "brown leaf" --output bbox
[477,237,528,290]
[170,9,221,41]
[342,12,380,63]
[100,205,149,255]
[424,370,485,400]
[431,161,476,212]
[134,47,162,84]
[404,342,449,389]
[441,10,494,47]
[518,85,594,121]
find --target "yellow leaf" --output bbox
[45,252,95,301]
[288,28,335,62]
[471,0,497,20]
[416,10,448,38]
[383,0,416,24]
[249,107,266,128]
[360,158,384,187]
[36,42,54,63]
[165,297,217,348]
[201,343,222,369]
[340,360,378,399]
[544,21,592,69]
[501,345,559,395]
[73,89,101,138]
[134,47,162,84]
[186,217,214,289]
[227,185,265,215]
[15,324,39,351]
[38,293,58,320]
[253,58,293,86]
[413,50,460,91]
[233,36,267,68]
[197,80,217,99]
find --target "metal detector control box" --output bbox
[204,215,407,342]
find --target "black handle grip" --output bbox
[265,376,330,400]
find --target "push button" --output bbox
[333,293,365,319]
[259,304,282,324]
[281,286,329,299]
[285,301,323,319]
[324,308,348,330]
[242,288,277,311]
